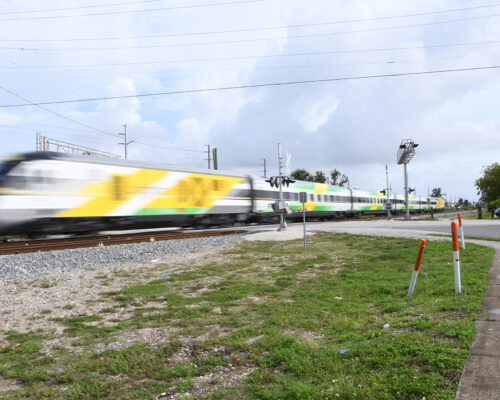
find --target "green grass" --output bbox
[461,211,497,220]
[0,234,494,399]
[429,233,500,242]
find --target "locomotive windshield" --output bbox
[0,160,19,181]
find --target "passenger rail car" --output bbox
[0,152,444,235]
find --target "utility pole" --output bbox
[262,158,267,178]
[212,147,218,170]
[206,144,211,169]
[385,165,391,220]
[119,124,134,160]
[278,143,286,231]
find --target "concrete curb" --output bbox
[455,242,500,400]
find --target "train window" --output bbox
[0,160,19,179]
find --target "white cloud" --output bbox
[296,94,339,133]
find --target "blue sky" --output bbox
[0,0,499,201]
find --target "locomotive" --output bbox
[0,152,445,236]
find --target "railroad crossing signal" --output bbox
[265,176,296,188]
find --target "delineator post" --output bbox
[458,213,465,249]
[407,239,426,297]
[451,221,461,294]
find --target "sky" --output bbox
[0,0,499,201]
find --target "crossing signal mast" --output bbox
[266,143,296,231]
[397,139,419,220]
[380,165,392,219]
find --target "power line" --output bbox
[0,86,205,154]
[135,140,205,153]
[5,39,500,69]
[6,32,500,53]
[1,2,500,41]
[0,86,118,137]
[0,0,163,15]
[5,48,500,77]
[0,0,264,21]
[2,64,500,108]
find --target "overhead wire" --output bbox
[1,2,500,41]
[4,34,500,53]
[0,0,265,21]
[0,85,118,137]
[1,64,500,108]
[5,39,500,69]
[0,0,163,15]
[5,48,500,76]
[0,86,205,154]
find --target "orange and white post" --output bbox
[451,221,462,294]
[407,239,426,297]
[458,213,465,250]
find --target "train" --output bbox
[0,152,445,237]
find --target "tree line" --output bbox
[291,168,349,186]
[476,163,500,210]
[290,169,481,208]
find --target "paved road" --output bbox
[243,217,500,241]
[392,219,500,238]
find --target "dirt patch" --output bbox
[94,327,177,353]
[0,247,231,344]
[0,379,22,393]
[283,329,324,345]
[157,365,255,399]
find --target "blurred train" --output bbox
[0,152,445,236]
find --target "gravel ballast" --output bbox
[0,234,245,282]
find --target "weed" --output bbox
[0,234,493,399]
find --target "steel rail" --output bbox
[0,229,246,255]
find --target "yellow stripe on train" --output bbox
[57,169,168,218]
[142,173,243,211]
[312,184,328,195]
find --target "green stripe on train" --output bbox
[326,188,344,193]
[313,205,336,211]
[291,184,315,190]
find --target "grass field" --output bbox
[461,210,497,220]
[0,233,494,399]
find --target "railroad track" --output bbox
[0,229,246,255]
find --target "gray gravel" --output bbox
[0,234,245,282]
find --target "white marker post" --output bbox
[458,213,465,250]
[451,221,462,294]
[407,239,426,297]
[299,192,307,249]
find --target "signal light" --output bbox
[283,177,296,187]
[380,190,386,195]
[265,177,276,187]
[409,188,416,193]
[266,176,295,188]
